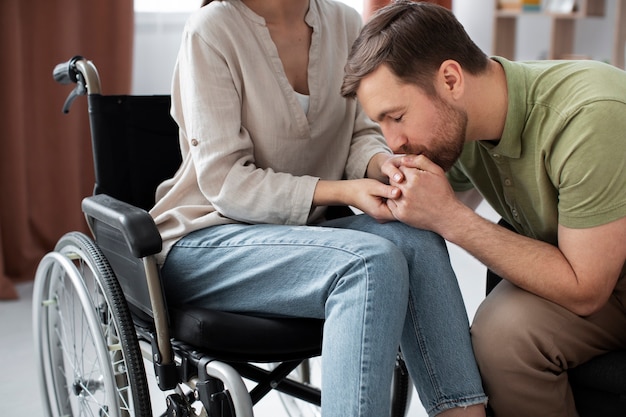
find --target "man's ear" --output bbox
[438,60,464,99]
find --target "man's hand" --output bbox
[386,154,469,236]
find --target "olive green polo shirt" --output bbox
[448,57,626,247]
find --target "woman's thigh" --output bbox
[160,221,408,318]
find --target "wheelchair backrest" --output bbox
[86,94,180,320]
[87,94,181,211]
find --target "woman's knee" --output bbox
[324,234,410,327]
[348,235,410,293]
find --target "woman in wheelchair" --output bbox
[150,0,488,416]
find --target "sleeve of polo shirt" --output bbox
[552,101,626,228]
[175,14,318,226]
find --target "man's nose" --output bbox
[384,130,407,154]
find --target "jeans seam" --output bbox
[358,255,371,417]
[407,291,444,410]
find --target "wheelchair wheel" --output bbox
[33,231,151,417]
[390,352,412,417]
[279,353,411,417]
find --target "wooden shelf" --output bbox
[492,0,626,69]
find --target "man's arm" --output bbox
[387,154,626,316]
[446,209,625,316]
[456,188,483,211]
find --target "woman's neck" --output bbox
[242,0,312,95]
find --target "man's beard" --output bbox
[402,96,467,172]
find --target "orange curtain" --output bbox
[0,0,134,299]
[363,0,452,21]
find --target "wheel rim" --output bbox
[34,252,122,417]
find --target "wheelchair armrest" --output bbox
[81,194,162,258]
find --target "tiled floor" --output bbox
[0,212,495,417]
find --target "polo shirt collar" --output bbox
[477,56,526,159]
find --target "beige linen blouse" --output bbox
[150,0,391,263]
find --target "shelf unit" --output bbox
[493,0,626,69]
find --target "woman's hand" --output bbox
[368,154,408,183]
[367,153,406,184]
[314,178,400,223]
[349,178,401,222]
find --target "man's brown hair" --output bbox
[341,1,488,98]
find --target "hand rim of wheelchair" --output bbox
[32,232,152,417]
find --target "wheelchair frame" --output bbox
[33,56,412,417]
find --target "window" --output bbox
[134,0,363,15]
[134,0,201,12]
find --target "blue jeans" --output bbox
[161,214,487,417]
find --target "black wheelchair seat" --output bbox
[169,306,323,362]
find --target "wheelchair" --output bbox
[32,56,413,417]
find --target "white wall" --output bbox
[132,12,190,95]
[133,1,619,94]
[454,0,617,63]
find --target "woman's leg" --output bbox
[323,215,488,417]
[160,223,410,417]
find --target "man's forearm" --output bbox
[443,208,597,316]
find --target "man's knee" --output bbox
[471,282,549,374]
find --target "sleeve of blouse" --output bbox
[173,15,318,225]
[339,9,392,180]
[342,102,392,180]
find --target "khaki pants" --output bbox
[471,275,626,417]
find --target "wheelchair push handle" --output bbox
[53,55,101,113]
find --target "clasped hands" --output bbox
[364,154,462,234]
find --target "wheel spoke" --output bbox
[33,233,152,417]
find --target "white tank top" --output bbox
[294,91,310,114]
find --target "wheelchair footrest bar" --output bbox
[198,358,253,417]
[195,378,235,417]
